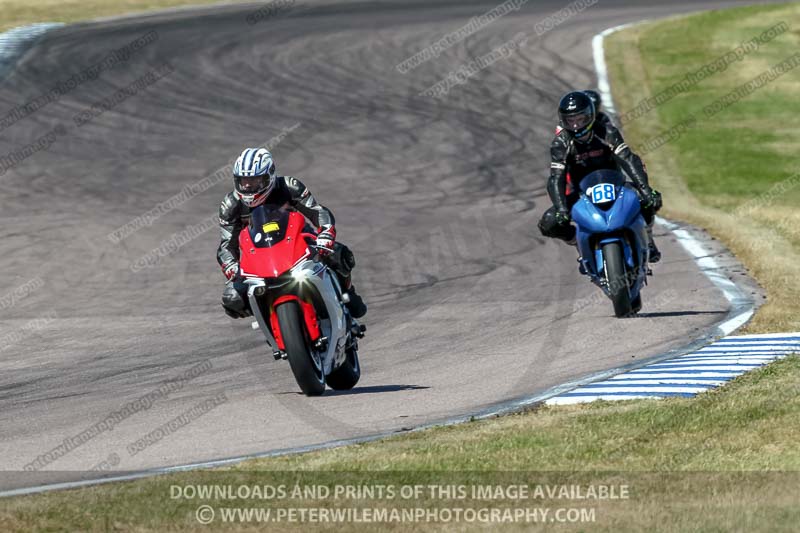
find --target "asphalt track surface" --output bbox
[0,0,769,490]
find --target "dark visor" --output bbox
[236,175,264,193]
[564,112,592,132]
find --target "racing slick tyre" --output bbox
[327,344,361,390]
[276,301,326,396]
[603,241,633,318]
[631,293,643,315]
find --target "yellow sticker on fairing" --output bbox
[262,222,280,233]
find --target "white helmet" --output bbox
[232,148,276,207]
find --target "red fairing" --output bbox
[271,295,321,350]
[239,211,310,278]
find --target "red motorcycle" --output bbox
[239,205,363,396]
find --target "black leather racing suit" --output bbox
[217,175,356,317]
[595,111,612,128]
[538,120,654,241]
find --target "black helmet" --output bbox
[584,90,602,113]
[558,91,596,141]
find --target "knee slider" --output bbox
[538,209,559,237]
[222,285,246,311]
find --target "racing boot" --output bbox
[577,257,587,276]
[648,241,662,263]
[223,307,251,319]
[345,285,367,319]
[337,269,367,319]
[646,225,661,263]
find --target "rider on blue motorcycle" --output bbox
[552,90,612,134]
[538,91,662,262]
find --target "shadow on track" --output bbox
[636,310,727,318]
[277,385,430,396]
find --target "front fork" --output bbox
[246,281,282,359]
[269,295,322,351]
[246,263,349,374]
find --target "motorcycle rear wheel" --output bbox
[276,301,326,396]
[631,293,643,314]
[327,343,361,390]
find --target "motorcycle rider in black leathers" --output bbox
[538,91,662,262]
[551,90,613,143]
[217,147,367,319]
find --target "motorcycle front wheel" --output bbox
[276,301,326,396]
[602,241,634,318]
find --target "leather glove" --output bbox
[642,188,663,212]
[650,189,663,211]
[315,226,336,257]
[555,209,571,225]
[223,263,239,281]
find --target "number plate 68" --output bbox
[586,183,617,204]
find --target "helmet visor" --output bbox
[235,175,266,194]
[563,111,593,132]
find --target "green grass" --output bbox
[631,5,800,202]
[605,2,800,332]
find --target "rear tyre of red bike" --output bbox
[327,343,361,391]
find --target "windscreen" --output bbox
[248,205,291,248]
[578,169,626,193]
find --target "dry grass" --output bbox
[605,3,800,333]
[2,356,799,531]
[0,0,248,32]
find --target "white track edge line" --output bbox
[593,22,755,337]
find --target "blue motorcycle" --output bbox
[571,169,650,317]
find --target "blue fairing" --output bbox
[572,186,642,234]
[571,170,649,300]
